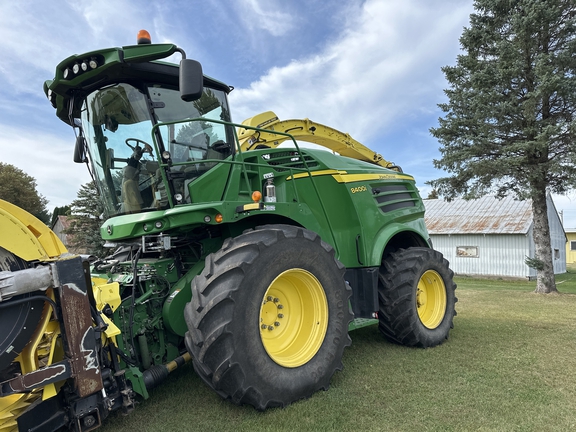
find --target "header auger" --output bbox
[1,31,456,431]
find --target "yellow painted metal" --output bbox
[0,290,62,430]
[0,201,68,428]
[286,170,414,184]
[416,270,447,329]
[0,199,67,262]
[331,172,414,183]
[285,169,346,180]
[40,319,63,401]
[93,277,121,311]
[92,277,122,339]
[259,269,328,368]
[0,391,40,432]
[101,314,121,340]
[238,111,399,170]
[18,290,57,373]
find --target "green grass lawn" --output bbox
[100,267,576,432]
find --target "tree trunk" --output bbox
[531,190,557,294]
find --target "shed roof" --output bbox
[52,215,70,230]
[423,195,533,235]
[58,215,70,229]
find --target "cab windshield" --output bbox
[80,82,233,217]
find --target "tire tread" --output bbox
[184,225,352,410]
[378,247,457,348]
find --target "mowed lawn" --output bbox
[100,266,576,432]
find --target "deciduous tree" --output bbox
[0,163,50,223]
[430,0,576,293]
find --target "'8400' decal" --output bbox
[350,185,367,194]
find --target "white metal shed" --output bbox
[423,195,566,278]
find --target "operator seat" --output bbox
[199,134,229,169]
[121,165,143,213]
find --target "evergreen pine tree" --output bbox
[50,205,71,228]
[430,0,576,293]
[65,181,107,257]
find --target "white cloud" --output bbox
[0,0,572,232]
[65,0,154,45]
[0,125,91,211]
[0,0,176,95]
[230,0,472,146]
[0,0,477,214]
[234,0,295,37]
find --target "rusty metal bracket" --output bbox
[0,360,71,395]
[56,257,104,398]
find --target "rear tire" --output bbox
[378,247,457,348]
[184,225,352,410]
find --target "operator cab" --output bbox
[43,30,237,218]
[79,76,234,218]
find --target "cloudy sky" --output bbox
[1,0,576,227]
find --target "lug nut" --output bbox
[268,326,274,331]
[277,304,284,309]
[273,297,279,303]
[274,322,280,326]
[267,296,273,301]
[278,314,284,318]
[261,324,267,330]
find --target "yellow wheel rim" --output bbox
[416,270,447,329]
[259,269,328,368]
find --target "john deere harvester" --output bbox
[0,31,456,431]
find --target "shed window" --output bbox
[456,246,478,258]
[571,241,576,251]
[554,249,560,260]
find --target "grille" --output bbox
[370,183,417,214]
[264,151,319,172]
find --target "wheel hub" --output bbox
[260,297,284,331]
[259,269,328,368]
[416,288,427,308]
[416,270,447,329]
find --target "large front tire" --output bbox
[378,247,457,348]
[184,225,352,410]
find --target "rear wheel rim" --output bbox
[416,270,447,329]
[259,269,328,368]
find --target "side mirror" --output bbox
[180,59,203,102]
[74,136,86,163]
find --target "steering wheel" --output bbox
[125,138,153,156]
